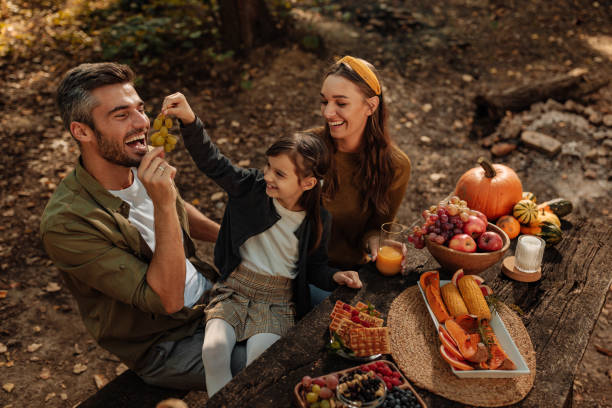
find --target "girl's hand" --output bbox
[161,92,196,125]
[367,235,379,261]
[333,271,363,289]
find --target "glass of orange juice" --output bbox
[376,222,407,276]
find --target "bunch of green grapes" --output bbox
[150,113,178,152]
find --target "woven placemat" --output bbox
[388,286,536,407]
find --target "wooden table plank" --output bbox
[193,216,612,407]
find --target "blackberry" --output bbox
[338,370,386,406]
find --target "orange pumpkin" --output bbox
[496,215,520,239]
[454,157,523,221]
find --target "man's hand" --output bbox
[162,92,196,125]
[138,146,177,208]
[333,271,363,289]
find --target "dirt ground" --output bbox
[1,0,611,407]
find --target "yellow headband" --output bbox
[338,56,381,96]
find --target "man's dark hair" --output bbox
[57,62,134,132]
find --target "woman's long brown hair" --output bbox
[265,133,331,253]
[320,59,396,215]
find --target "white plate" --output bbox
[418,280,530,378]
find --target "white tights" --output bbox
[202,318,280,397]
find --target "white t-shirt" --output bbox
[239,199,306,278]
[109,169,210,307]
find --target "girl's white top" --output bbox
[239,198,306,278]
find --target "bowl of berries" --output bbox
[336,369,387,408]
[409,196,510,275]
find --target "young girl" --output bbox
[162,93,362,396]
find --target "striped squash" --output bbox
[537,210,561,228]
[539,221,563,246]
[513,199,539,225]
[522,191,537,203]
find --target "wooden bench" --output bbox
[78,370,187,407]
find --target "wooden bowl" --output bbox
[425,223,510,275]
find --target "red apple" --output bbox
[448,233,477,253]
[477,231,503,252]
[312,377,326,387]
[301,376,312,388]
[471,209,488,225]
[462,215,486,238]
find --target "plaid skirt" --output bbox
[205,264,295,341]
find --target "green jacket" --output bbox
[40,159,216,369]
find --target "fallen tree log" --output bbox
[474,68,609,121]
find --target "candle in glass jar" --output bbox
[515,235,545,273]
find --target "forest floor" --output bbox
[0,0,611,407]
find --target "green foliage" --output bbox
[1,0,294,74]
[91,0,221,71]
[301,34,320,51]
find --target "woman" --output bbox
[313,56,411,273]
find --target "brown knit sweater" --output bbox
[323,145,411,269]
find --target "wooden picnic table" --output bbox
[197,215,611,408]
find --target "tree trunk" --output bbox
[218,0,277,53]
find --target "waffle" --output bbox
[330,317,363,346]
[355,301,382,317]
[330,300,357,318]
[357,311,384,328]
[330,308,351,322]
[349,327,391,356]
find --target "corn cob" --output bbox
[457,276,491,321]
[441,283,469,317]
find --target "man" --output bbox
[40,62,244,391]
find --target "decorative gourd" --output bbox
[513,199,539,225]
[496,215,520,239]
[537,210,561,228]
[454,157,523,221]
[537,198,573,218]
[538,222,563,246]
[522,191,536,203]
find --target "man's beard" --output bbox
[93,127,144,168]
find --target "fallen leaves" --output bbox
[3,383,15,393]
[44,282,61,292]
[115,363,128,376]
[211,192,225,201]
[0,343,6,353]
[73,363,87,374]
[27,343,42,352]
[93,373,108,389]
[40,367,51,380]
